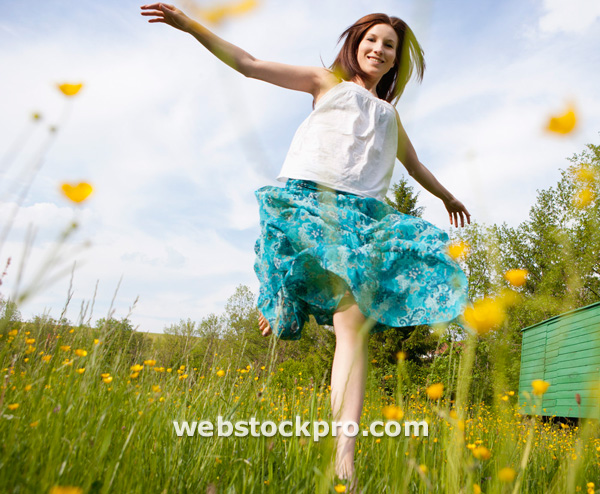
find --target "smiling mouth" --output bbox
[367,56,384,63]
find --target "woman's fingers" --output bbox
[141,10,164,16]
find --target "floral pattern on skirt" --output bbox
[253,179,468,340]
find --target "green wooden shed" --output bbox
[518,301,600,419]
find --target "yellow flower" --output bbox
[472,446,491,460]
[418,464,428,474]
[198,0,259,25]
[130,364,144,372]
[179,374,188,380]
[94,339,100,345]
[30,420,40,427]
[76,368,85,374]
[463,297,505,335]
[448,241,469,260]
[60,345,71,352]
[573,188,595,209]
[396,351,407,361]
[25,384,32,391]
[334,485,346,493]
[102,376,113,384]
[49,487,83,494]
[575,165,596,183]
[531,379,550,396]
[473,484,482,494]
[504,269,528,287]
[42,355,52,362]
[130,372,139,379]
[382,405,404,421]
[57,83,83,97]
[8,329,18,336]
[498,467,516,483]
[144,359,157,366]
[7,403,19,411]
[217,370,226,377]
[426,383,444,400]
[101,373,110,378]
[74,349,87,357]
[152,385,161,393]
[61,182,93,203]
[546,104,577,134]
[25,338,35,345]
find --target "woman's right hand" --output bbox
[141,3,194,33]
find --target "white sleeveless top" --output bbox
[277,81,399,201]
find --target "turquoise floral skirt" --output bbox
[253,179,468,340]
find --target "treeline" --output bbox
[1,141,598,402]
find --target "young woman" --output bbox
[141,3,470,486]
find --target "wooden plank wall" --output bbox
[519,303,600,419]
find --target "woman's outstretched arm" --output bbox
[141,3,332,97]
[395,112,471,228]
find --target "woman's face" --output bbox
[355,23,398,82]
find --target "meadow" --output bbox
[1,294,600,493]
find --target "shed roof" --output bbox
[521,300,600,333]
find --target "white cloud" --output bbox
[539,0,600,34]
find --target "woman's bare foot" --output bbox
[258,312,272,336]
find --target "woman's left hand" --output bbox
[443,197,471,227]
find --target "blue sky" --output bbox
[1,0,599,333]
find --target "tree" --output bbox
[384,175,424,218]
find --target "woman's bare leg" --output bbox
[331,296,369,481]
[258,312,272,336]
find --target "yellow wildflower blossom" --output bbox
[74,349,87,357]
[102,376,113,384]
[573,188,595,209]
[197,0,259,25]
[463,297,505,334]
[61,182,93,203]
[76,368,85,374]
[334,485,346,493]
[130,364,144,372]
[60,346,71,352]
[531,379,550,396]
[49,486,83,494]
[30,421,40,427]
[504,269,528,287]
[144,359,157,366]
[25,338,35,345]
[382,405,404,421]
[498,467,516,483]
[57,83,83,97]
[546,104,577,134]
[7,403,19,411]
[448,241,469,260]
[217,370,226,377]
[472,446,491,460]
[426,383,444,400]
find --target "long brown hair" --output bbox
[330,13,425,105]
